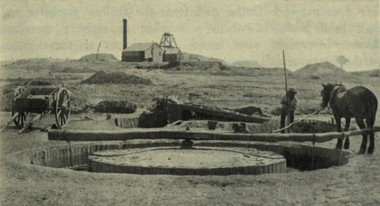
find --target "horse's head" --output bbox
[320,83,336,108]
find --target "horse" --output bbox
[320,83,378,154]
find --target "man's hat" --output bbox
[288,88,297,94]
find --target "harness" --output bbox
[329,85,344,106]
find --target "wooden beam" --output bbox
[172,104,271,123]
[48,126,380,142]
[0,112,19,132]
[18,114,42,134]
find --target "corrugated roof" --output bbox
[123,43,155,52]
[164,48,181,54]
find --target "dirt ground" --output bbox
[0,59,380,205]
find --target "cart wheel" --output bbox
[55,88,70,129]
[12,86,28,128]
[12,110,28,129]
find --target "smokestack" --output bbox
[123,19,127,50]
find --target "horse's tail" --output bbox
[365,92,378,128]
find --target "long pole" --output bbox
[282,50,290,132]
[283,51,288,96]
[95,42,101,60]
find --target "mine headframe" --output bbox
[159,33,178,50]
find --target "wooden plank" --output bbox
[176,104,271,123]
[48,126,380,143]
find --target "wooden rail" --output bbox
[48,126,380,142]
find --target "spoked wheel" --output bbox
[12,86,28,128]
[12,110,28,129]
[55,88,70,129]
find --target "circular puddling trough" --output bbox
[88,147,287,175]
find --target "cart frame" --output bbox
[6,85,71,133]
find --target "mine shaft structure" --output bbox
[159,33,178,50]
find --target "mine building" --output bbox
[159,32,184,62]
[121,43,163,62]
[120,19,181,63]
[163,47,184,62]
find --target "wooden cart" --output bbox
[2,85,71,133]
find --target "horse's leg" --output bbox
[368,132,375,154]
[356,118,367,154]
[335,116,343,150]
[367,118,375,154]
[344,118,351,149]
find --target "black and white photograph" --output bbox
[0,0,379,205]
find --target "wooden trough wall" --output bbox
[30,142,350,172]
[40,126,380,172]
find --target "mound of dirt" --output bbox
[82,71,152,85]
[294,61,346,77]
[231,106,264,116]
[292,121,336,133]
[171,61,226,71]
[182,52,227,64]
[78,53,119,62]
[94,100,137,113]
[138,97,181,128]
[208,64,222,74]
[270,106,322,116]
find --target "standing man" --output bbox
[280,88,298,133]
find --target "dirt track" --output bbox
[1,60,380,205]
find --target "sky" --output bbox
[1,0,379,71]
